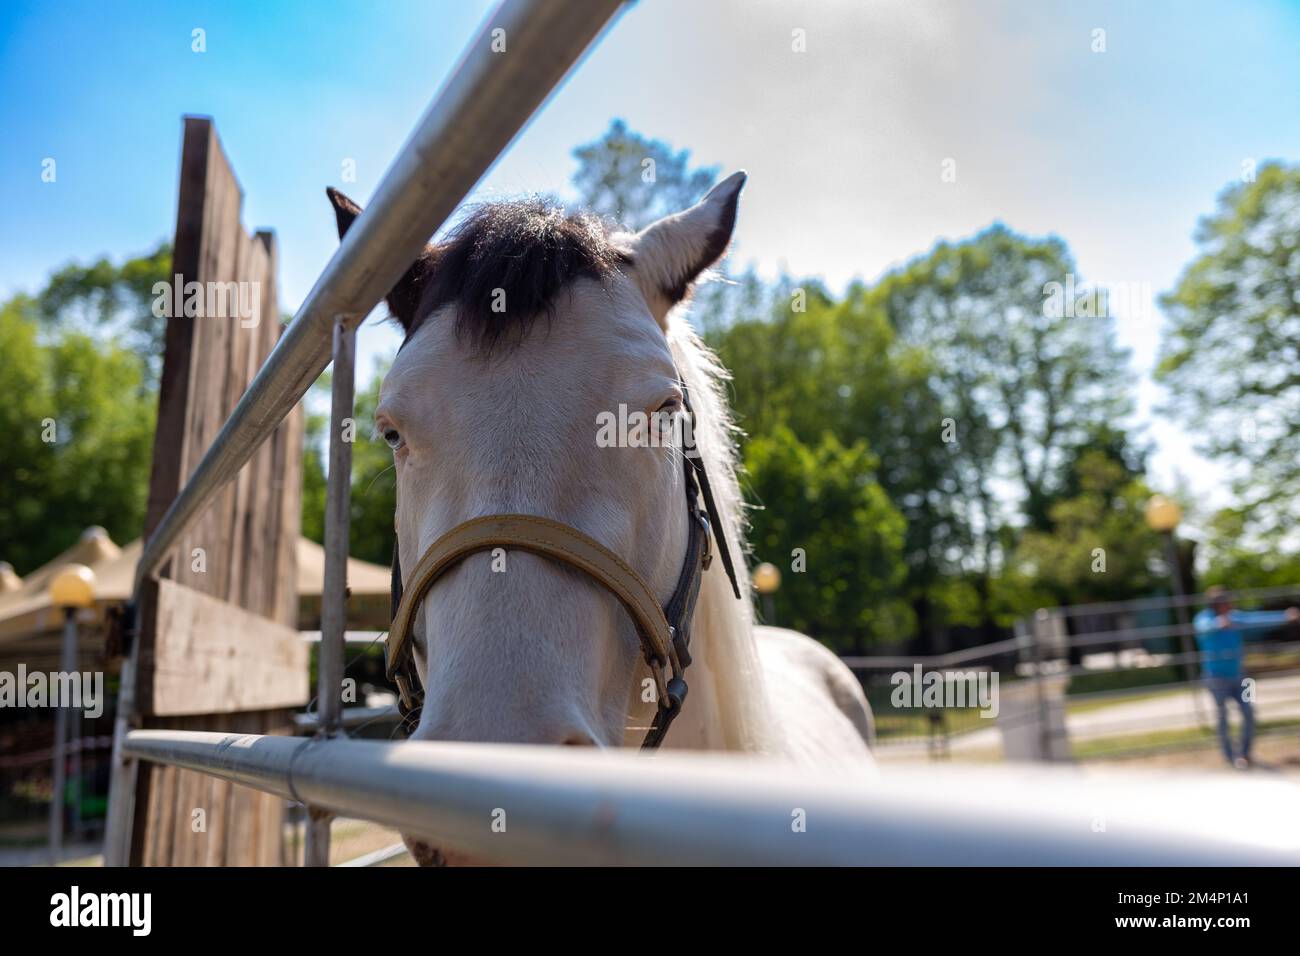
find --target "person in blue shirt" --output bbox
[1193,586,1299,769]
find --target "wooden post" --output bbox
[128,117,306,866]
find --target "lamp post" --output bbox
[753,562,781,626]
[1144,496,1199,692]
[48,563,96,864]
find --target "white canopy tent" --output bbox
[0,526,392,651]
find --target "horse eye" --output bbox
[383,428,404,450]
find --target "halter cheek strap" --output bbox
[385,383,742,749]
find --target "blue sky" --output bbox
[4,0,1300,523]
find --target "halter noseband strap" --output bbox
[385,384,741,750]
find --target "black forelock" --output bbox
[408,198,628,352]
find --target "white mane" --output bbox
[667,313,779,755]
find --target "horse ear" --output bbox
[325,187,436,334]
[623,171,746,327]
[326,187,362,239]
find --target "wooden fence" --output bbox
[124,117,307,866]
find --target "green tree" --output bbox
[1009,449,1162,609]
[712,285,965,647]
[300,385,328,547]
[348,368,398,565]
[0,296,156,572]
[571,119,720,231]
[37,243,172,384]
[878,224,1134,533]
[744,425,911,652]
[300,362,397,567]
[1199,507,1300,590]
[571,120,762,339]
[873,224,1135,633]
[1157,162,1300,545]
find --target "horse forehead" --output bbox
[381,276,670,407]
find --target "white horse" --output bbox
[328,174,875,863]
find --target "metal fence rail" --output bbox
[121,729,1300,866]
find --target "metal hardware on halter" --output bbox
[393,672,417,717]
[384,376,743,748]
[695,513,713,572]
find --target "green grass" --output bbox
[872,707,986,740]
[1071,717,1300,760]
[1063,651,1300,716]
[1066,665,1186,697]
[1249,649,1300,673]
[1065,685,1186,716]
[1064,649,1299,700]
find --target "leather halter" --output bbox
[386,385,742,749]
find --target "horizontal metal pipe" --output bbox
[845,633,1300,672]
[122,730,1300,866]
[134,0,626,593]
[339,842,409,868]
[843,634,1024,670]
[293,705,400,733]
[1044,582,1300,619]
[299,631,387,645]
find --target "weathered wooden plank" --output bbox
[158,586,300,714]
[130,117,304,866]
[223,234,258,608]
[142,120,209,551]
[142,761,176,866]
[172,768,196,866]
[138,578,308,716]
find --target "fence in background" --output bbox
[847,585,1300,761]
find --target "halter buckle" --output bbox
[394,672,417,715]
[696,512,713,571]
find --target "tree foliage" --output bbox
[572,119,719,231]
[0,295,156,572]
[1199,506,1300,590]
[36,243,172,385]
[566,122,1165,648]
[744,426,910,652]
[710,286,967,643]
[876,224,1134,538]
[1157,161,1300,543]
[300,363,397,567]
[866,225,1143,635]
[1010,449,1161,606]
